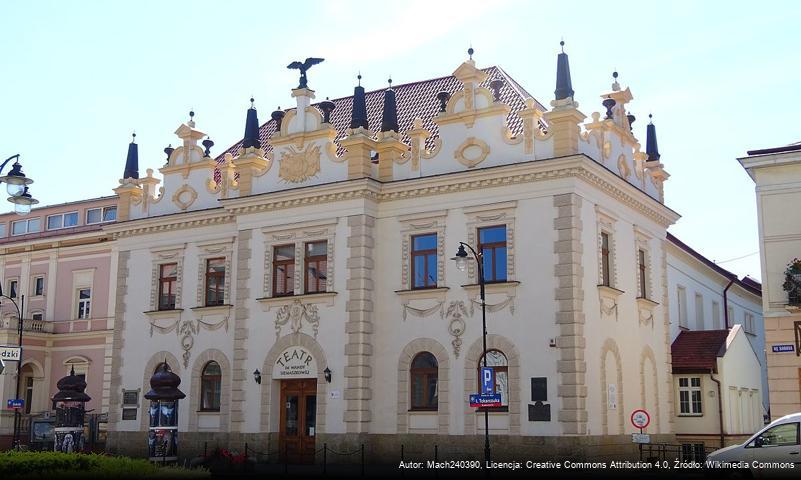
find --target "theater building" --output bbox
[104,46,681,461]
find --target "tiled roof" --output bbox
[671,330,729,373]
[218,66,545,161]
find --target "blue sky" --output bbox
[3,0,799,280]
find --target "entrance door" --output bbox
[279,379,317,464]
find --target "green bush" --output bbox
[0,451,209,479]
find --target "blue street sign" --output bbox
[481,367,494,395]
[469,394,502,408]
[6,399,24,410]
[772,345,795,353]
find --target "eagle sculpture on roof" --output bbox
[287,57,324,89]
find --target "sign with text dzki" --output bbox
[272,347,317,379]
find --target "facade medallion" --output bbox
[279,144,321,183]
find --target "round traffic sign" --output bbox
[630,409,650,429]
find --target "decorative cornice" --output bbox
[110,155,680,238]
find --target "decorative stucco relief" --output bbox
[172,184,198,211]
[279,144,321,183]
[446,300,468,358]
[454,137,490,168]
[148,315,229,368]
[274,299,320,339]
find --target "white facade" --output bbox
[666,236,767,412]
[104,51,681,459]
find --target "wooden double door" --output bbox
[279,379,317,464]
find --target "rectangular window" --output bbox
[77,288,91,319]
[411,233,438,289]
[712,301,721,329]
[204,258,225,306]
[33,277,44,296]
[695,293,705,330]
[600,232,611,287]
[727,305,735,327]
[744,313,755,334]
[478,225,507,283]
[678,286,688,328]
[273,245,295,297]
[678,377,703,415]
[11,218,40,236]
[86,206,117,224]
[0,223,6,237]
[46,212,78,230]
[31,313,43,321]
[9,280,18,299]
[304,241,327,294]
[158,263,177,310]
[638,249,648,298]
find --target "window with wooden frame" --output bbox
[273,245,295,297]
[304,241,327,294]
[411,233,438,289]
[678,377,703,415]
[600,232,611,287]
[158,263,178,310]
[410,352,438,411]
[477,349,509,411]
[478,226,507,283]
[33,276,44,296]
[204,258,225,306]
[200,361,221,412]
[8,279,18,299]
[637,249,649,299]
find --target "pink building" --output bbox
[0,196,118,449]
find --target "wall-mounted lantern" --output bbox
[323,367,332,383]
[253,369,262,385]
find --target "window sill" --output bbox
[475,407,510,413]
[191,304,233,317]
[636,297,660,308]
[143,309,184,320]
[257,292,337,310]
[461,281,520,296]
[597,285,624,298]
[677,413,704,417]
[408,409,438,413]
[395,287,449,303]
[197,410,221,415]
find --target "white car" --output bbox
[706,412,800,478]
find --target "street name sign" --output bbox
[771,345,795,353]
[6,399,24,410]
[0,346,21,362]
[470,394,502,408]
[632,433,651,444]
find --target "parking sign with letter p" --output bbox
[481,367,494,395]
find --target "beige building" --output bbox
[104,46,681,462]
[739,142,801,420]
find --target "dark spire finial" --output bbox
[189,109,195,120]
[388,76,392,88]
[202,136,214,157]
[131,132,136,143]
[381,79,399,133]
[164,144,174,163]
[612,71,618,80]
[468,46,474,60]
[319,97,336,124]
[554,40,574,100]
[351,74,369,130]
[243,97,261,149]
[646,114,660,162]
[123,131,140,180]
[271,107,286,132]
[436,91,451,113]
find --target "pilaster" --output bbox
[107,250,130,430]
[340,129,377,180]
[543,101,586,157]
[374,132,407,182]
[230,229,253,431]
[344,215,375,432]
[553,193,587,434]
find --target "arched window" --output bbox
[200,361,222,412]
[478,350,509,410]
[410,352,438,411]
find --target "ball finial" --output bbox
[388,76,392,87]
[468,46,474,59]
[250,97,255,107]
[613,71,618,79]
[357,72,362,86]
[131,131,136,142]
[189,109,195,119]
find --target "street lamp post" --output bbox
[0,290,24,450]
[0,154,38,215]
[452,242,491,467]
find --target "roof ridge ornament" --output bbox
[554,40,575,101]
[350,73,369,130]
[646,113,661,162]
[123,131,140,180]
[287,57,324,89]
